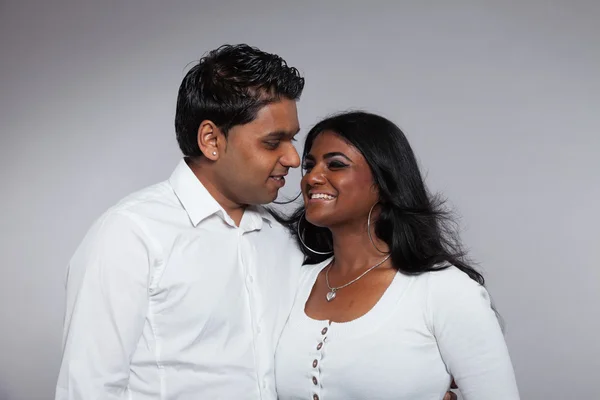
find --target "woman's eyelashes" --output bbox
[327,160,349,169]
[302,159,349,172]
[301,160,313,173]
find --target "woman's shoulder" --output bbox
[426,264,483,289]
[422,265,492,317]
[298,258,332,282]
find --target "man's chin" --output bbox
[246,192,279,206]
[266,193,280,204]
[265,187,284,204]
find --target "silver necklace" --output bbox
[325,254,391,302]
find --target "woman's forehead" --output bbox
[307,131,362,157]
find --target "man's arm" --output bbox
[56,211,152,400]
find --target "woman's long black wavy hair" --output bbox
[277,111,484,285]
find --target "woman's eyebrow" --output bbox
[323,152,353,162]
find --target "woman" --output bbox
[274,111,520,399]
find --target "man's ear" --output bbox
[197,120,225,160]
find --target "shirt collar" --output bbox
[168,159,274,228]
[250,205,276,227]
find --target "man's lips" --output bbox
[269,175,286,187]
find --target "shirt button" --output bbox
[313,394,319,400]
[312,359,318,368]
[312,376,318,385]
[321,327,328,335]
[316,342,323,350]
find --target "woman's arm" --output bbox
[427,267,520,400]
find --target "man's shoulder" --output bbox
[109,180,176,216]
[85,180,181,236]
[76,180,180,250]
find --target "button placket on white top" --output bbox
[309,323,330,399]
[239,223,269,396]
[241,230,262,333]
[239,229,257,308]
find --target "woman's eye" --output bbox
[328,161,348,169]
[301,162,314,171]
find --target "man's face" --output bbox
[214,98,301,206]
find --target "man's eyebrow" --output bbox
[264,128,300,139]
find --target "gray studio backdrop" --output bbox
[1,1,598,399]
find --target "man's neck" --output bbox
[186,158,246,226]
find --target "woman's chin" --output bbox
[305,211,336,228]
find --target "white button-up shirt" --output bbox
[56,159,304,400]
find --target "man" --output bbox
[56,44,457,399]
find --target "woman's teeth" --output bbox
[310,193,335,200]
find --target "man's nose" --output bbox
[281,143,301,168]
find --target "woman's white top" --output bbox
[275,259,520,400]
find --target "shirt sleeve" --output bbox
[55,211,153,400]
[427,267,520,400]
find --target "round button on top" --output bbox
[313,395,319,400]
[312,376,318,385]
[321,327,328,335]
[316,342,323,350]
[312,359,318,368]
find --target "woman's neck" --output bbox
[330,224,390,276]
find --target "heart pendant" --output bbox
[326,291,337,302]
